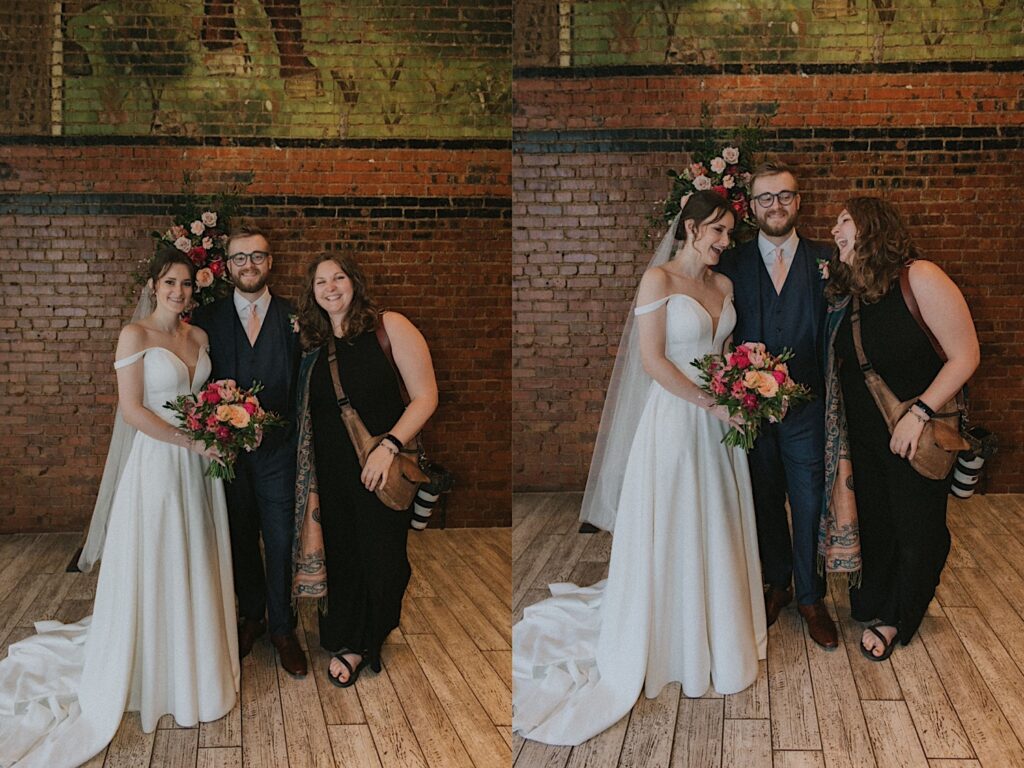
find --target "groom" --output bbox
[716,162,838,649]
[191,226,307,676]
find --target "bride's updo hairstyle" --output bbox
[673,190,733,243]
[147,243,197,284]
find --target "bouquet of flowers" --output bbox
[692,342,812,451]
[165,379,285,480]
[153,207,232,307]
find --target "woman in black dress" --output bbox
[823,197,979,661]
[291,254,438,686]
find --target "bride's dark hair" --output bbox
[673,191,733,242]
[148,244,196,282]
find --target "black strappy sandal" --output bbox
[327,650,381,688]
[860,624,896,662]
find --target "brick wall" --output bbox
[0,2,512,532]
[512,65,1024,493]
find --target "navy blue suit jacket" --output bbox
[716,235,831,399]
[191,293,300,450]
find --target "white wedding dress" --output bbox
[0,347,240,768]
[513,294,768,746]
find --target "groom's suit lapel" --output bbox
[742,240,766,342]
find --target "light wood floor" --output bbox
[0,527,511,768]
[512,492,1024,768]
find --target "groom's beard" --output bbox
[756,208,798,238]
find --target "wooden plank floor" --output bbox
[0,527,510,768]
[512,492,1024,768]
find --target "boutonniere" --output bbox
[289,313,300,334]
[816,258,830,281]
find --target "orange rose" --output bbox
[215,404,251,428]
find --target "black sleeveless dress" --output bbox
[308,329,411,662]
[834,285,951,644]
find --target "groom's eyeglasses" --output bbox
[752,190,798,208]
[228,251,270,267]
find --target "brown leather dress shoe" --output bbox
[764,585,793,627]
[798,602,839,649]
[237,617,266,659]
[271,632,308,677]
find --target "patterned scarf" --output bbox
[291,347,328,607]
[819,297,862,586]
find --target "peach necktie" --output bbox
[771,247,788,294]
[246,303,260,346]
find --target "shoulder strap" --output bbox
[849,296,873,373]
[899,265,946,363]
[375,312,410,405]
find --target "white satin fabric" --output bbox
[0,347,239,768]
[514,294,767,746]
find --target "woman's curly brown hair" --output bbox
[296,254,380,350]
[825,196,921,303]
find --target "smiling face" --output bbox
[687,209,735,265]
[751,171,800,237]
[152,262,194,315]
[313,259,354,321]
[831,209,858,265]
[226,233,273,297]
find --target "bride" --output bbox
[513,191,767,746]
[0,247,239,767]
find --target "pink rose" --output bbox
[723,175,735,189]
[731,380,746,398]
[772,369,787,384]
[202,236,214,250]
[693,175,712,191]
[710,157,726,174]
[201,211,218,228]
[173,236,192,253]
[729,350,750,370]
[195,268,214,288]
[722,146,740,164]
[243,401,257,414]
[711,378,727,395]
[200,388,221,405]
[190,220,205,236]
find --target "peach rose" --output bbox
[195,268,214,288]
[216,404,251,428]
[744,370,779,398]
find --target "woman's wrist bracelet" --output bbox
[913,399,935,418]
[909,409,929,424]
[378,439,399,455]
[382,433,404,452]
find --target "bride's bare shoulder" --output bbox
[187,322,209,347]
[637,265,672,304]
[116,322,150,358]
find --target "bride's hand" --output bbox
[709,404,743,427]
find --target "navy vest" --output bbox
[233,306,295,449]
[760,257,824,400]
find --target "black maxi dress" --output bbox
[834,284,952,645]
[307,330,411,664]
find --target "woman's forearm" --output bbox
[386,395,438,447]
[918,354,980,413]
